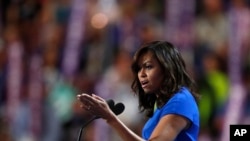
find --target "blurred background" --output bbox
[0,0,250,141]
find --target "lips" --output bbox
[141,80,149,88]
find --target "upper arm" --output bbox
[148,114,190,141]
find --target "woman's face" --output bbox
[137,51,164,95]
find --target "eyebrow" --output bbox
[139,60,152,67]
[143,60,152,64]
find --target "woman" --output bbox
[77,41,200,141]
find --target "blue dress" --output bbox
[142,87,200,141]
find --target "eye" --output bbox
[145,65,153,69]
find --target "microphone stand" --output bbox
[77,116,99,141]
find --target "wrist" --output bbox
[106,112,118,125]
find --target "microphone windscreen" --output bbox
[106,99,115,108]
[114,103,125,116]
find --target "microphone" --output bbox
[112,102,125,116]
[76,99,125,141]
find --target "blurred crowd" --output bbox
[0,0,250,141]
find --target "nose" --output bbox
[138,68,146,78]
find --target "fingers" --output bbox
[92,94,105,102]
[80,103,90,110]
[77,93,114,119]
[78,93,105,104]
[77,93,95,111]
[78,94,93,103]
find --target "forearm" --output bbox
[106,114,145,141]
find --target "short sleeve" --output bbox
[160,88,198,122]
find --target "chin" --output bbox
[143,87,158,95]
[143,89,153,94]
